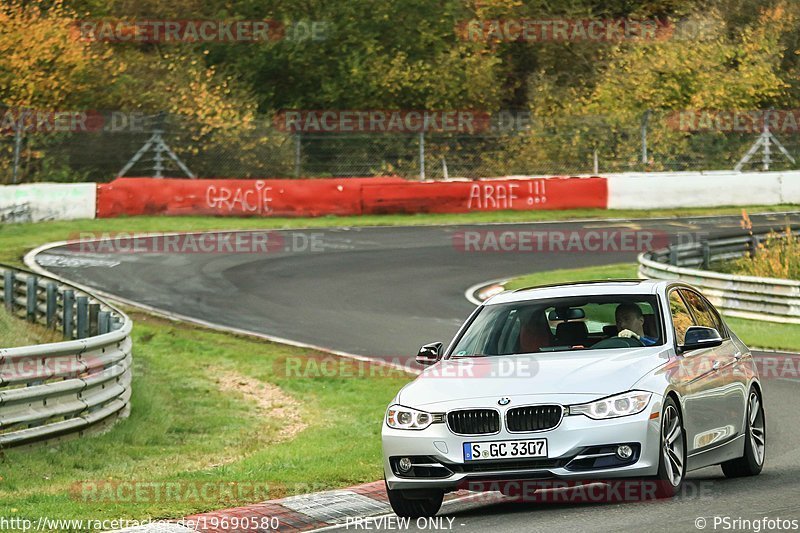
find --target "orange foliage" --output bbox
[0,1,121,109]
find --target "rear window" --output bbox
[450,294,663,357]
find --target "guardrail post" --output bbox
[46,282,57,328]
[98,311,111,334]
[668,246,678,266]
[76,296,89,339]
[63,290,75,340]
[701,242,711,270]
[4,271,14,312]
[88,303,100,337]
[749,235,759,257]
[26,276,38,323]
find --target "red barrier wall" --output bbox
[97,177,404,218]
[97,176,608,218]
[361,177,606,214]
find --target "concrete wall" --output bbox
[606,171,800,209]
[0,183,97,223]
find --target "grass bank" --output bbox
[0,308,60,347]
[0,312,411,523]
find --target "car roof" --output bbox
[486,278,669,305]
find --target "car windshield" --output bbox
[450,294,664,356]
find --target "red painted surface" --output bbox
[361,177,607,214]
[96,176,608,218]
[96,177,403,218]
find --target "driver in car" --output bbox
[615,303,658,346]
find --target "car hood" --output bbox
[399,347,670,408]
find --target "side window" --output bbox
[702,295,727,336]
[668,290,694,345]
[680,289,725,335]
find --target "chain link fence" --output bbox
[2,107,800,184]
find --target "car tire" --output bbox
[652,396,686,498]
[385,480,444,518]
[721,388,766,478]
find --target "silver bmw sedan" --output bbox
[382,280,765,517]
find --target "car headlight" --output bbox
[570,391,652,420]
[386,405,433,430]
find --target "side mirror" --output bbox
[416,342,443,366]
[680,326,723,353]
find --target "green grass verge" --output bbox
[0,312,411,523]
[0,203,797,266]
[504,263,641,291]
[505,263,800,352]
[0,309,60,347]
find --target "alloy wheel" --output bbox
[662,404,685,486]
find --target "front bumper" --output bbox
[382,395,663,491]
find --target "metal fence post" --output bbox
[701,242,711,270]
[26,276,37,322]
[668,246,678,266]
[745,235,758,257]
[419,132,425,180]
[3,271,14,312]
[98,311,111,334]
[88,303,100,337]
[294,133,302,178]
[76,296,89,339]
[641,110,651,166]
[63,290,75,340]
[46,282,57,328]
[11,110,25,185]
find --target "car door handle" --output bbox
[712,360,721,371]
[734,352,743,361]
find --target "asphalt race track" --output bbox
[33,213,800,533]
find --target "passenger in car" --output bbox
[519,311,552,353]
[615,303,658,346]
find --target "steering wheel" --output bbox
[592,336,644,349]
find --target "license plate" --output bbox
[463,439,547,461]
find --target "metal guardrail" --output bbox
[0,264,132,448]
[638,227,800,324]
